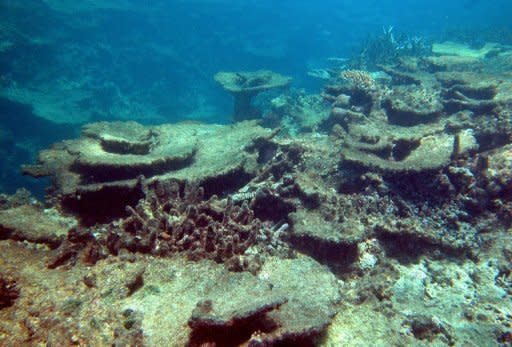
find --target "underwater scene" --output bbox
[0,0,511,346]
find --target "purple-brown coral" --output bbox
[106,180,268,273]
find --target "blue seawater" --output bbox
[0,0,510,194]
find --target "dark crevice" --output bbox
[392,139,421,161]
[201,168,254,199]
[61,185,145,226]
[475,133,511,152]
[187,314,278,347]
[256,141,278,164]
[0,276,19,309]
[375,230,471,264]
[251,191,296,222]
[288,235,358,275]
[74,153,196,183]
[100,139,152,155]
[384,103,441,126]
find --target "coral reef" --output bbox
[43,179,292,274]
[320,46,511,176]
[340,69,376,90]
[264,89,330,134]
[215,70,292,121]
[2,42,512,346]
[0,204,76,248]
[0,239,339,346]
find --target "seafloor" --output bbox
[1,43,512,346]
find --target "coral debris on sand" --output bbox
[1,44,511,346]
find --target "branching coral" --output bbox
[107,183,262,269]
[341,70,375,90]
[48,177,291,273]
[105,180,287,273]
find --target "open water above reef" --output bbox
[0,1,512,346]
[0,0,511,195]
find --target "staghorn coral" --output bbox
[349,26,431,70]
[105,180,287,273]
[45,177,292,273]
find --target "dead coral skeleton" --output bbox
[106,180,289,273]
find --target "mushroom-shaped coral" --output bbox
[214,70,292,121]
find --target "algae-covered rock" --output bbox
[287,208,363,272]
[289,209,367,246]
[374,215,480,258]
[486,144,512,190]
[342,134,456,174]
[262,257,340,340]
[26,120,275,190]
[289,208,364,252]
[0,205,76,248]
[423,42,504,72]
[120,256,340,346]
[435,71,500,115]
[71,122,198,183]
[423,55,483,72]
[383,86,444,126]
[432,42,503,59]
